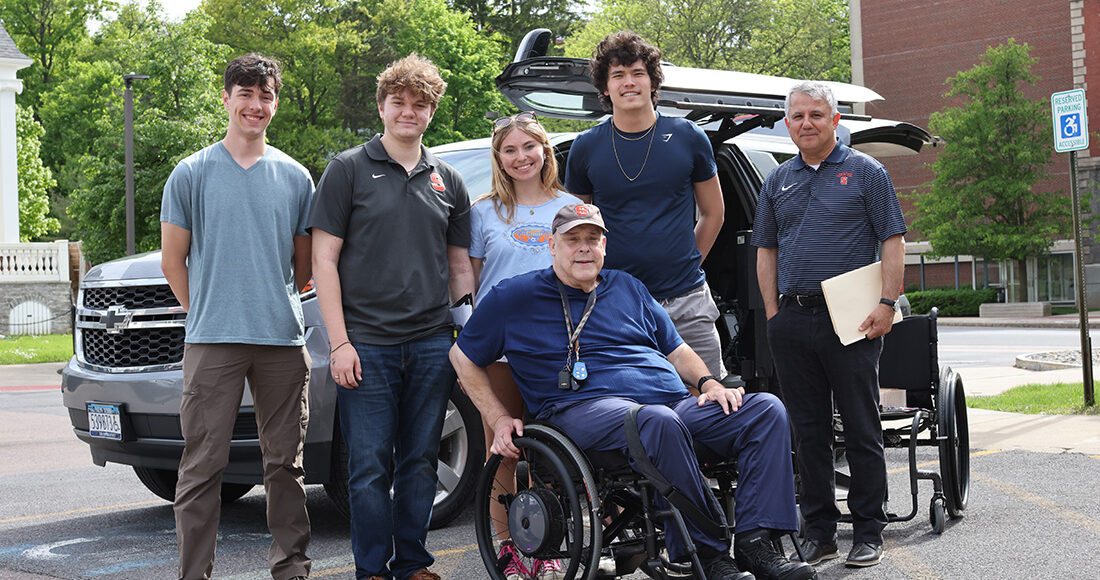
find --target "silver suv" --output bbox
[61,30,935,528]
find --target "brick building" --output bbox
[850,0,1099,303]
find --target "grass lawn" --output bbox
[968,382,1100,415]
[0,334,73,365]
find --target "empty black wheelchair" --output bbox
[830,307,970,534]
[473,417,798,580]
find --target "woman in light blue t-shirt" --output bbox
[470,113,579,580]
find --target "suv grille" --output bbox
[77,282,186,372]
[83,285,179,310]
[81,327,185,369]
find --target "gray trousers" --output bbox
[659,281,727,378]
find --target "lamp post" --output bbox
[123,73,149,256]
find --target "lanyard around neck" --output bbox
[556,276,597,363]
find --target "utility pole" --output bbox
[123,73,149,256]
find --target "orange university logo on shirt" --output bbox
[430,172,446,192]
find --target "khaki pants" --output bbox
[175,343,311,580]
[659,281,728,378]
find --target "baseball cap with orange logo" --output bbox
[552,203,608,234]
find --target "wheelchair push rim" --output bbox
[937,368,970,518]
[474,429,602,580]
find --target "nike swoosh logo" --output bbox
[781,183,797,191]
[372,173,385,179]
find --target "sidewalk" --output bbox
[938,310,1100,328]
[955,365,1100,455]
[0,361,64,390]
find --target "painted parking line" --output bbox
[885,542,942,580]
[0,386,56,392]
[974,472,1100,535]
[0,500,163,525]
[887,448,1004,475]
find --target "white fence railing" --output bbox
[0,240,70,283]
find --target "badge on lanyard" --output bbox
[557,276,597,392]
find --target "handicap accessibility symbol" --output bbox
[1061,113,1081,139]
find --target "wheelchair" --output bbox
[473,417,802,580]
[829,307,971,534]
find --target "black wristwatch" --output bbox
[697,375,720,391]
[879,297,897,308]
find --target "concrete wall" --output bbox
[0,282,72,335]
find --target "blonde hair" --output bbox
[478,120,565,223]
[376,53,447,108]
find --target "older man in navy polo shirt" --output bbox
[751,81,906,569]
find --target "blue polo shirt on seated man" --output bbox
[750,141,907,291]
[456,267,687,417]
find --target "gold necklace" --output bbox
[612,121,657,182]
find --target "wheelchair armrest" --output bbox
[721,375,746,389]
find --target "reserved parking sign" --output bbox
[1051,89,1089,152]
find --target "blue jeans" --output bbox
[338,332,454,580]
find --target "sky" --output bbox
[158,0,204,21]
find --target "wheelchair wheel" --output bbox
[937,369,970,518]
[474,425,602,580]
[929,496,946,534]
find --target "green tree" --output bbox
[448,0,584,57]
[0,0,105,108]
[15,104,59,240]
[744,0,849,81]
[63,2,227,263]
[373,0,509,146]
[911,40,1069,300]
[564,0,849,81]
[203,0,364,176]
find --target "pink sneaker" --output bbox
[499,541,532,580]
[532,558,565,580]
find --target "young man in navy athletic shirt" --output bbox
[565,31,727,380]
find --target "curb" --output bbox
[1013,356,1081,371]
[938,317,1100,329]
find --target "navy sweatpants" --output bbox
[543,392,798,560]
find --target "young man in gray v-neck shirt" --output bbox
[161,54,314,580]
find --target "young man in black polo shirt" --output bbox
[752,81,906,569]
[308,53,474,580]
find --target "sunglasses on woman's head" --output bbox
[493,112,539,131]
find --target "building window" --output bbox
[1004,253,1075,303]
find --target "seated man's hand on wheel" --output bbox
[491,415,525,459]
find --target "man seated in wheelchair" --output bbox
[450,203,815,580]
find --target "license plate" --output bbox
[87,403,122,440]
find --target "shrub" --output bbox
[904,288,999,317]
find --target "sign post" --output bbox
[1051,88,1093,406]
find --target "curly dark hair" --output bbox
[224,53,282,96]
[589,30,663,113]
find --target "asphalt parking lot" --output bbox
[4,353,1100,579]
[2,392,1098,580]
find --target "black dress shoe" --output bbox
[734,529,817,580]
[788,537,839,565]
[845,542,883,567]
